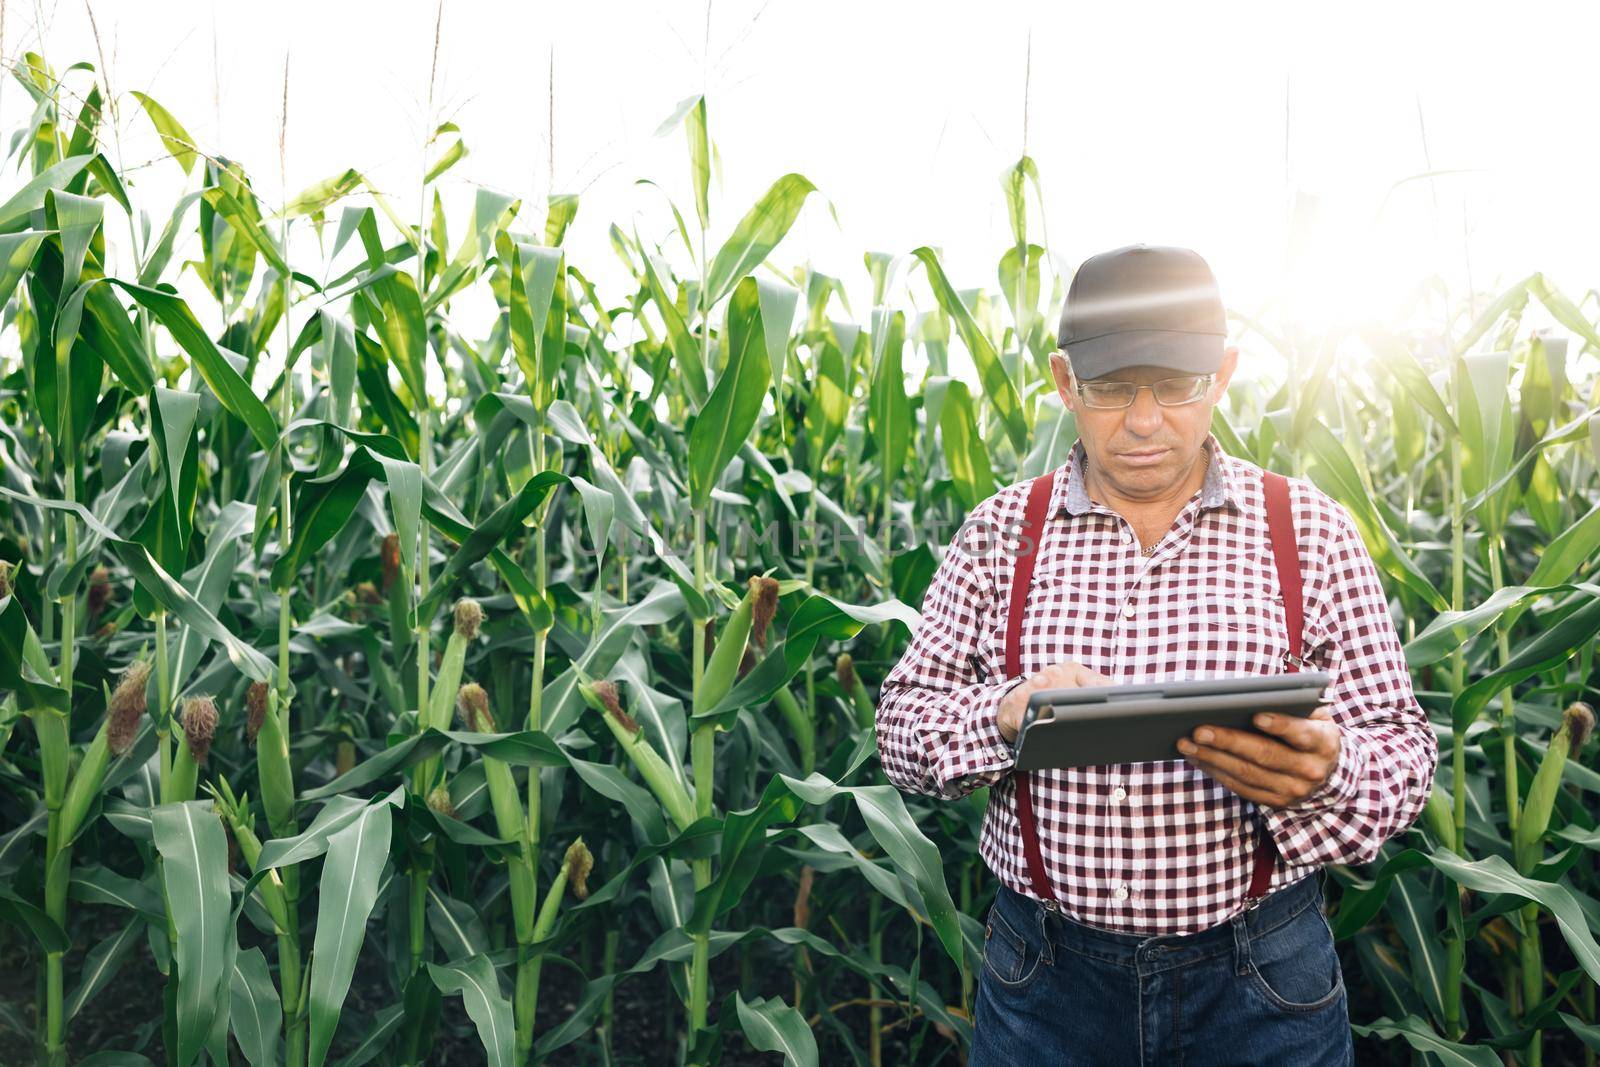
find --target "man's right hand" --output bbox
[997,660,1114,744]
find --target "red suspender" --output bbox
[1004,465,1303,910]
[1005,472,1059,903]
[1249,469,1304,902]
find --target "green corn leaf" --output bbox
[669,94,710,230]
[1404,581,1600,667]
[1452,588,1600,730]
[68,865,165,924]
[1427,849,1600,984]
[107,279,279,449]
[284,168,365,219]
[703,173,816,309]
[329,1005,405,1067]
[1350,1015,1501,1067]
[734,992,817,1067]
[687,774,802,934]
[269,449,380,589]
[44,190,98,306]
[781,773,965,972]
[638,243,709,407]
[307,799,394,1067]
[169,501,254,695]
[0,594,67,710]
[786,823,915,910]
[499,236,563,410]
[0,230,47,309]
[413,469,567,626]
[426,888,490,961]
[1301,421,1447,611]
[0,879,69,952]
[1454,275,1532,356]
[423,124,467,184]
[1366,330,1457,434]
[756,276,799,423]
[1560,1012,1600,1053]
[149,386,200,552]
[151,800,231,1067]
[934,377,996,509]
[427,955,515,1067]
[254,789,404,870]
[229,945,281,1067]
[0,153,98,231]
[1387,872,1448,1024]
[688,276,771,509]
[912,246,1029,454]
[355,211,428,406]
[128,91,198,174]
[1528,273,1600,351]
[868,307,911,483]
[1463,401,1600,515]
[64,919,142,1022]
[202,185,291,278]
[0,485,273,680]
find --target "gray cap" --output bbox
[1056,244,1226,379]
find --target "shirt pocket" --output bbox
[1176,587,1291,674]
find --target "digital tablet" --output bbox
[1012,671,1333,771]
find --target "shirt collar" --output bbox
[1058,431,1239,517]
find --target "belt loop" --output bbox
[1034,900,1056,965]
[1230,912,1252,978]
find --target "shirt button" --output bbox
[1111,787,1128,802]
[1123,602,1136,618]
[1112,885,1130,902]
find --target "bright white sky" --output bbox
[7,0,1600,377]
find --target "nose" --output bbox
[1123,387,1165,436]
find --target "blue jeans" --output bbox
[970,873,1353,1066]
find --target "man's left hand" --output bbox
[1177,706,1341,808]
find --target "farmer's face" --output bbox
[1050,346,1238,502]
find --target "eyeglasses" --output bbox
[1072,373,1214,410]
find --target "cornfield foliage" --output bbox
[0,47,1597,1067]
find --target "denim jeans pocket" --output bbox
[982,898,1046,991]
[1246,900,1345,1013]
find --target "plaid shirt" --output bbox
[875,432,1438,935]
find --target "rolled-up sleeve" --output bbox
[1266,502,1438,865]
[876,507,1022,800]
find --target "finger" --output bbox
[1251,712,1340,755]
[1178,739,1309,794]
[1184,759,1283,806]
[1190,726,1315,775]
[1076,662,1113,686]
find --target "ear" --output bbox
[1212,345,1239,397]
[1050,349,1076,413]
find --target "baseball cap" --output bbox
[1056,244,1227,380]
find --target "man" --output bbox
[875,244,1437,1066]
